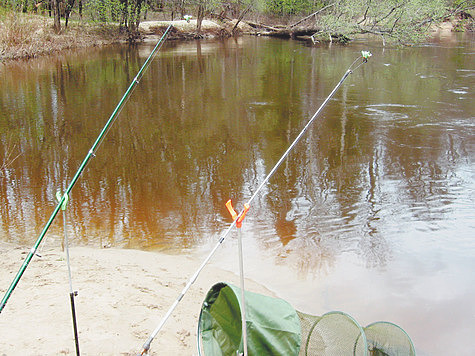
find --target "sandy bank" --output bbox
[138,19,253,39]
[139,19,222,34]
[0,242,270,355]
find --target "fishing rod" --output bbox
[0,24,173,314]
[138,50,372,355]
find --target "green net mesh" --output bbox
[364,321,416,356]
[298,311,368,356]
[297,311,415,356]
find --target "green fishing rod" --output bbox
[0,24,173,314]
[138,50,372,355]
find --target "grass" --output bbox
[0,11,125,62]
[0,10,241,61]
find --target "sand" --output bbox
[139,20,222,34]
[0,242,270,355]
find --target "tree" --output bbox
[129,0,144,33]
[312,0,447,44]
[191,0,219,33]
[167,0,186,20]
[81,0,144,37]
[64,0,76,27]
[52,0,61,33]
[231,2,252,34]
[265,0,320,16]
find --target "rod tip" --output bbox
[361,51,372,61]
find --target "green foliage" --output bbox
[0,0,461,44]
[265,0,320,16]
[450,0,468,8]
[453,16,474,32]
[83,0,146,34]
[188,0,221,12]
[0,0,20,11]
[83,0,124,23]
[314,0,447,44]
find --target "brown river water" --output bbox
[0,33,474,355]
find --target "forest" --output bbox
[0,0,473,59]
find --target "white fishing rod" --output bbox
[138,51,372,355]
[55,191,81,356]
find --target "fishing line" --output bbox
[55,191,80,356]
[138,51,372,355]
[0,24,173,314]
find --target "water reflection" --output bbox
[0,36,472,249]
[0,34,474,354]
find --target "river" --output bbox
[0,33,474,355]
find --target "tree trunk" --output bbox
[125,0,143,40]
[179,0,185,18]
[231,3,252,34]
[52,0,61,33]
[197,3,204,33]
[133,0,143,31]
[64,0,76,27]
[120,0,128,31]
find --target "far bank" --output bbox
[1,8,473,62]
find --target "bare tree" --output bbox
[312,0,447,45]
[64,0,76,27]
[52,0,61,33]
[231,2,252,34]
[168,0,186,20]
[197,0,205,32]
[193,0,218,33]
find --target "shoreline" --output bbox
[0,16,246,62]
[1,12,472,62]
[0,242,271,355]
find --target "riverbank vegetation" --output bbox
[0,10,122,60]
[1,0,473,61]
